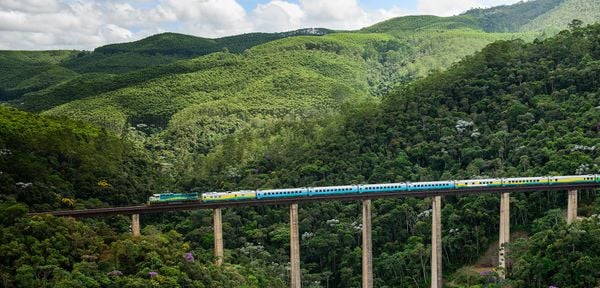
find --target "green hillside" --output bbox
[0,105,285,287]
[0,50,80,100]
[64,29,333,73]
[0,29,333,102]
[360,15,481,33]
[94,29,332,56]
[464,0,564,32]
[521,0,600,32]
[39,28,526,158]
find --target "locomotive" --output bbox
[147,175,600,205]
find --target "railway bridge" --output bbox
[30,182,600,288]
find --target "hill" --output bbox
[94,29,332,56]
[38,28,526,156]
[4,0,598,106]
[0,50,80,101]
[463,0,564,32]
[63,29,332,73]
[360,15,482,33]
[0,29,333,101]
[521,0,600,32]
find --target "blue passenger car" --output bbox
[407,181,455,191]
[359,183,407,193]
[308,185,359,196]
[257,188,308,199]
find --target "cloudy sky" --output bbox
[0,0,523,50]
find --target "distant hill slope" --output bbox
[0,51,80,101]
[40,27,525,159]
[94,29,332,55]
[360,15,482,33]
[521,0,600,32]
[63,29,332,73]
[3,0,597,102]
[463,0,564,32]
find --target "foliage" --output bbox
[509,211,600,287]
[64,29,333,74]
[0,50,80,101]
[464,0,564,32]
[0,211,284,288]
[521,0,600,33]
[0,106,157,209]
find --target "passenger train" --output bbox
[148,175,600,204]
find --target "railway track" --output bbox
[28,183,600,217]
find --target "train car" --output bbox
[257,188,308,199]
[548,175,597,185]
[407,181,455,191]
[597,174,600,183]
[455,178,503,189]
[502,176,548,186]
[308,185,358,196]
[202,190,257,202]
[359,183,407,193]
[148,192,199,205]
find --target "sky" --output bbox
[0,0,523,50]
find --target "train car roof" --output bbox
[361,182,406,186]
[456,178,501,182]
[258,188,307,192]
[503,176,546,180]
[407,181,454,184]
[311,185,357,189]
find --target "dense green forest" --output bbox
[1,0,600,286]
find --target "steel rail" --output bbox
[28,183,600,218]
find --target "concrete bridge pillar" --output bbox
[567,190,578,224]
[362,199,373,288]
[290,203,301,288]
[214,208,224,266]
[498,192,510,279]
[131,214,141,237]
[431,196,442,288]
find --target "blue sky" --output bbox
[0,0,522,50]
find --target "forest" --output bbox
[1,0,599,286]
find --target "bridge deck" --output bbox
[28,183,600,217]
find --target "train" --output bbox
[147,175,600,205]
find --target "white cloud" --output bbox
[417,0,480,16]
[0,0,63,13]
[252,1,304,32]
[101,24,134,43]
[157,0,252,37]
[300,0,364,22]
